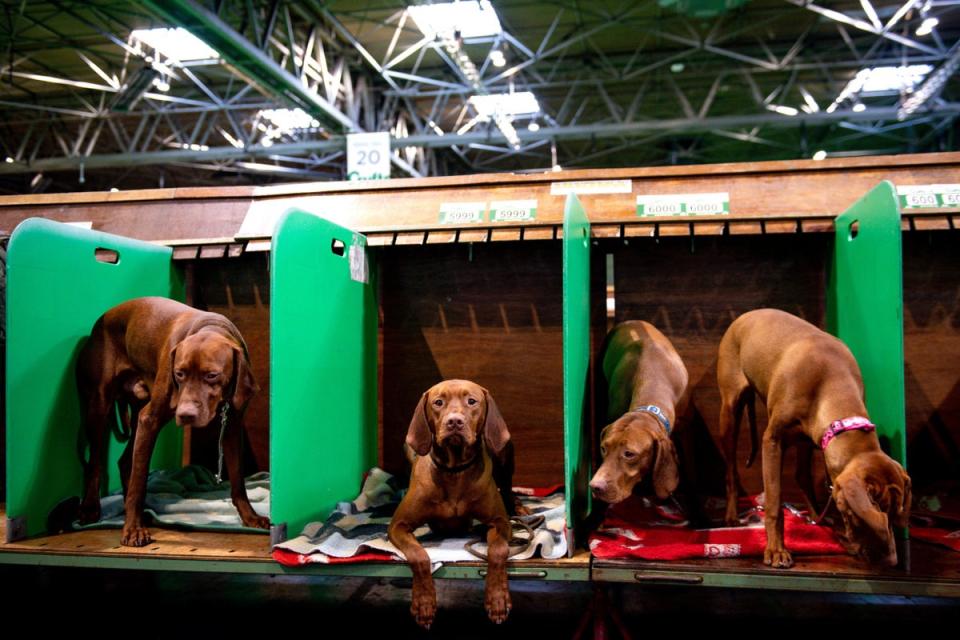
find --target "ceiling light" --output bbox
[490,49,506,67]
[130,27,219,62]
[4,157,13,163]
[408,1,502,39]
[258,108,317,134]
[470,92,541,117]
[916,17,939,37]
[852,101,867,112]
[670,62,685,73]
[552,164,562,172]
[527,122,540,132]
[767,104,799,116]
[813,150,827,161]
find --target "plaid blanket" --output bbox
[72,465,270,532]
[272,467,567,567]
[589,494,845,561]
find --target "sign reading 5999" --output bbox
[347,132,391,181]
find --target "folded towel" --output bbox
[272,467,567,567]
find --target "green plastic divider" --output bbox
[270,210,378,541]
[562,194,592,546]
[6,218,184,540]
[828,181,906,466]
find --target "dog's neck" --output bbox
[811,397,883,479]
[625,383,677,429]
[429,440,484,474]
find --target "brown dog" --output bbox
[717,308,911,568]
[590,321,686,504]
[76,296,268,546]
[388,380,516,629]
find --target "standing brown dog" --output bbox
[590,321,686,504]
[717,308,911,568]
[388,380,516,629]
[76,297,268,546]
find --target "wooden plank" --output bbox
[591,224,621,238]
[658,223,690,237]
[366,233,395,246]
[523,227,555,241]
[693,221,726,235]
[764,220,797,234]
[425,230,458,244]
[491,228,522,242]
[458,229,489,243]
[394,232,425,246]
[172,246,199,260]
[623,224,656,238]
[199,244,227,259]
[729,221,762,235]
[2,153,959,245]
[911,216,951,231]
[801,219,833,233]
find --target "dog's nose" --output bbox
[444,414,466,431]
[176,404,199,424]
[589,477,608,497]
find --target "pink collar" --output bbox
[820,416,876,450]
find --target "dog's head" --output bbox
[405,379,510,464]
[832,452,911,567]
[169,330,257,428]
[589,412,679,504]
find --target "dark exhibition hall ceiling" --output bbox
[0,0,958,193]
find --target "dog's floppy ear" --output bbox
[405,392,433,456]
[891,469,912,528]
[231,346,259,409]
[835,473,888,538]
[482,388,511,455]
[652,434,680,500]
[168,342,182,410]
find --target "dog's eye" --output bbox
[622,450,637,460]
[467,397,478,406]
[174,370,185,381]
[433,398,444,407]
[205,372,219,382]
[600,446,607,456]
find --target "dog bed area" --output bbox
[589,495,846,561]
[272,467,567,567]
[68,465,270,534]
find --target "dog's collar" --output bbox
[820,416,876,450]
[430,450,481,474]
[630,405,671,434]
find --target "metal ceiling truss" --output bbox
[0,0,958,191]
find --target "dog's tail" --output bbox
[744,390,759,468]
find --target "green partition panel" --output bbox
[828,181,906,466]
[270,210,378,542]
[6,218,184,540]
[562,194,592,546]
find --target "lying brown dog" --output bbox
[717,308,911,568]
[388,380,516,629]
[590,321,686,504]
[76,296,268,546]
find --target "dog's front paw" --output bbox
[242,513,270,530]
[121,523,153,547]
[410,584,437,629]
[78,499,101,526]
[763,547,794,568]
[485,585,512,624]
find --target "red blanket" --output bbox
[589,495,845,561]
